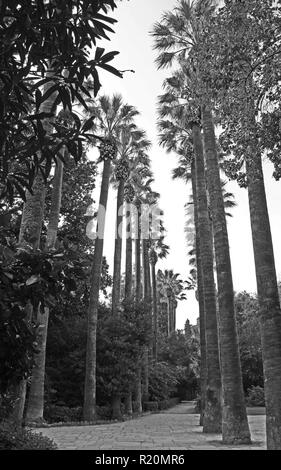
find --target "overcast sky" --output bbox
[89,0,281,328]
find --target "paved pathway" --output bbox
[35,402,266,450]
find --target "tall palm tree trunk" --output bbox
[135,203,142,302]
[192,123,222,434]
[125,203,133,300]
[112,180,125,316]
[201,107,251,444]
[124,203,133,414]
[151,260,158,361]
[111,179,125,419]
[246,149,281,450]
[134,202,143,410]
[83,158,112,421]
[172,300,176,331]
[191,158,207,426]
[25,152,65,424]
[134,364,142,413]
[142,238,151,402]
[167,298,171,336]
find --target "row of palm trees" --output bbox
[152,0,281,449]
[14,87,185,424]
[83,94,186,419]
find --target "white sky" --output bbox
[88,0,281,328]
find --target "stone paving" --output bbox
[34,402,266,450]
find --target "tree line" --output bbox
[152,0,281,450]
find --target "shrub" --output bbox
[143,401,158,412]
[44,405,82,423]
[167,397,180,407]
[96,405,112,420]
[158,400,169,410]
[0,422,57,450]
[246,385,265,407]
[149,362,179,401]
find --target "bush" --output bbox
[143,401,159,412]
[246,386,265,407]
[44,405,82,423]
[148,362,179,402]
[0,422,57,450]
[167,397,180,408]
[96,405,112,420]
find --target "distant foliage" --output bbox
[235,291,264,392]
[148,362,179,402]
[246,386,265,407]
[96,301,152,404]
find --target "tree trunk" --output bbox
[167,298,171,336]
[142,350,149,403]
[111,180,125,418]
[201,107,251,444]
[151,261,158,361]
[246,147,281,450]
[11,79,56,424]
[142,239,151,401]
[134,203,144,409]
[193,123,222,434]
[25,150,66,424]
[135,203,142,302]
[112,180,125,315]
[111,394,122,420]
[83,158,112,421]
[172,300,176,331]
[24,308,49,424]
[134,364,143,413]
[8,380,27,425]
[191,158,207,426]
[124,392,133,416]
[125,203,133,300]
[124,204,133,415]
[46,156,64,249]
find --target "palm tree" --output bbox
[149,232,170,361]
[130,166,154,412]
[157,269,186,336]
[124,152,153,301]
[140,190,160,402]
[112,128,151,316]
[212,2,281,444]
[83,94,139,421]
[193,123,222,432]
[111,127,151,418]
[152,0,251,444]
[157,71,221,431]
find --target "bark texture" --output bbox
[83,158,112,421]
[193,123,222,434]
[201,108,250,444]
[125,203,133,300]
[191,158,207,426]
[25,150,65,424]
[112,180,125,315]
[246,148,281,450]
